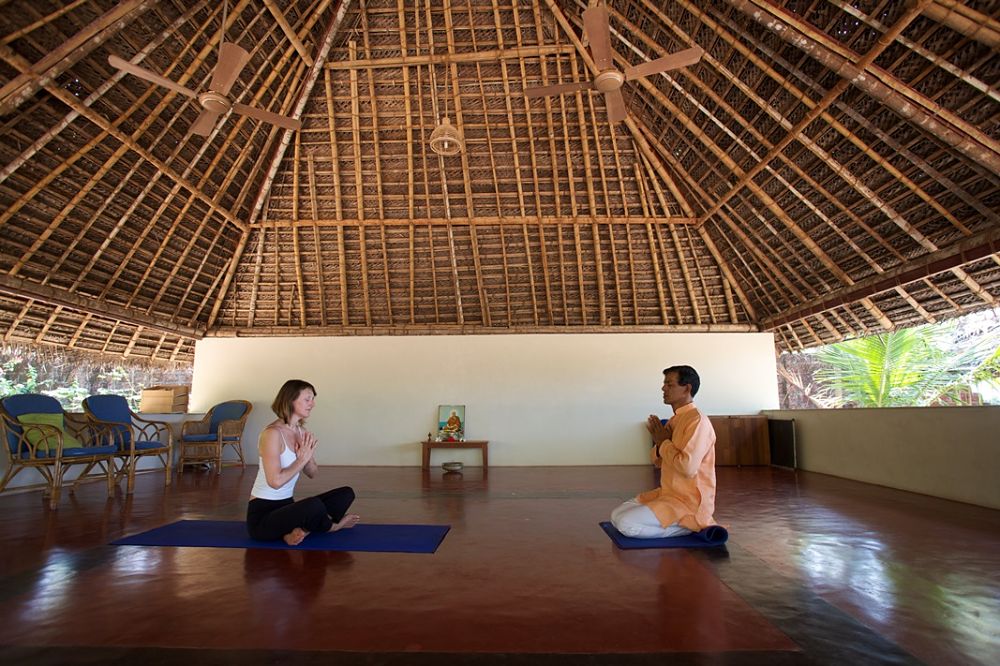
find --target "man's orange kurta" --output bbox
[637,402,717,531]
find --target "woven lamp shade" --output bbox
[429,116,463,156]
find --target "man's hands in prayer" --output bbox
[646,414,672,447]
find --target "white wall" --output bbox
[764,407,1000,510]
[191,333,778,466]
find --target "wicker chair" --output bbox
[177,400,252,474]
[83,394,173,494]
[0,394,117,509]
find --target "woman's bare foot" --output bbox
[283,527,308,545]
[329,514,360,532]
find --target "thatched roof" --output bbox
[1,0,998,363]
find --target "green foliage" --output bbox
[0,346,191,411]
[812,320,1000,408]
[43,379,92,409]
[970,344,1000,386]
[0,358,38,395]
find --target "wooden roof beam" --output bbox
[56,83,245,230]
[763,226,1000,329]
[632,134,755,322]
[0,1,209,191]
[209,0,351,329]
[247,0,352,229]
[327,44,573,69]
[715,6,974,239]
[702,0,940,225]
[291,135,307,326]
[262,0,314,66]
[721,0,1000,182]
[645,1,945,256]
[206,323,759,338]
[626,75,867,323]
[923,0,1000,49]
[514,3,549,325]
[359,8,394,324]
[633,163,670,324]
[307,154,328,326]
[683,20,991,310]
[256,215,695,227]
[630,116,757,321]
[0,37,245,234]
[456,0,490,325]
[832,0,999,105]
[613,3,953,261]
[0,0,157,115]
[639,132,794,324]
[0,274,203,339]
[542,0,696,218]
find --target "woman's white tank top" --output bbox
[250,427,299,500]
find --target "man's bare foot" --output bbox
[283,527,308,545]
[329,514,360,532]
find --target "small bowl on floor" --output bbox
[442,461,464,472]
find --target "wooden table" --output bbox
[422,439,489,469]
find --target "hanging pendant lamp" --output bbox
[429,55,463,156]
[430,115,463,156]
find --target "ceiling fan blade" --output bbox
[524,81,595,99]
[604,88,627,124]
[189,109,222,136]
[583,5,615,70]
[624,46,704,81]
[232,102,302,131]
[108,55,197,99]
[210,42,251,96]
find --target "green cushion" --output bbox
[16,413,83,452]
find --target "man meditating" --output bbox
[611,365,717,538]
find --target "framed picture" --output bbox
[437,405,465,441]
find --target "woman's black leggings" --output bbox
[246,486,355,541]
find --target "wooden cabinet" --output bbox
[710,415,770,466]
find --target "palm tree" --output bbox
[812,321,1000,408]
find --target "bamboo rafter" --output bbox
[1,0,997,359]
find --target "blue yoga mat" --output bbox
[599,521,728,549]
[112,520,450,553]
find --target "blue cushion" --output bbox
[208,402,248,434]
[83,395,133,448]
[30,444,118,459]
[3,394,65,454]
[182,434,240,443]
[3,394,61,417]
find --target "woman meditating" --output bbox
[246,379,360,545]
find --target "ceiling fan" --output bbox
[524,3,703,123]
[108,41,301,137]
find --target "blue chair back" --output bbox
[1,394,63,454]
[208,401,249,434]
[83,395,133,447]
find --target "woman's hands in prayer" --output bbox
[295,430,318,462]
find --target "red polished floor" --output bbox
[0,465,997,665]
